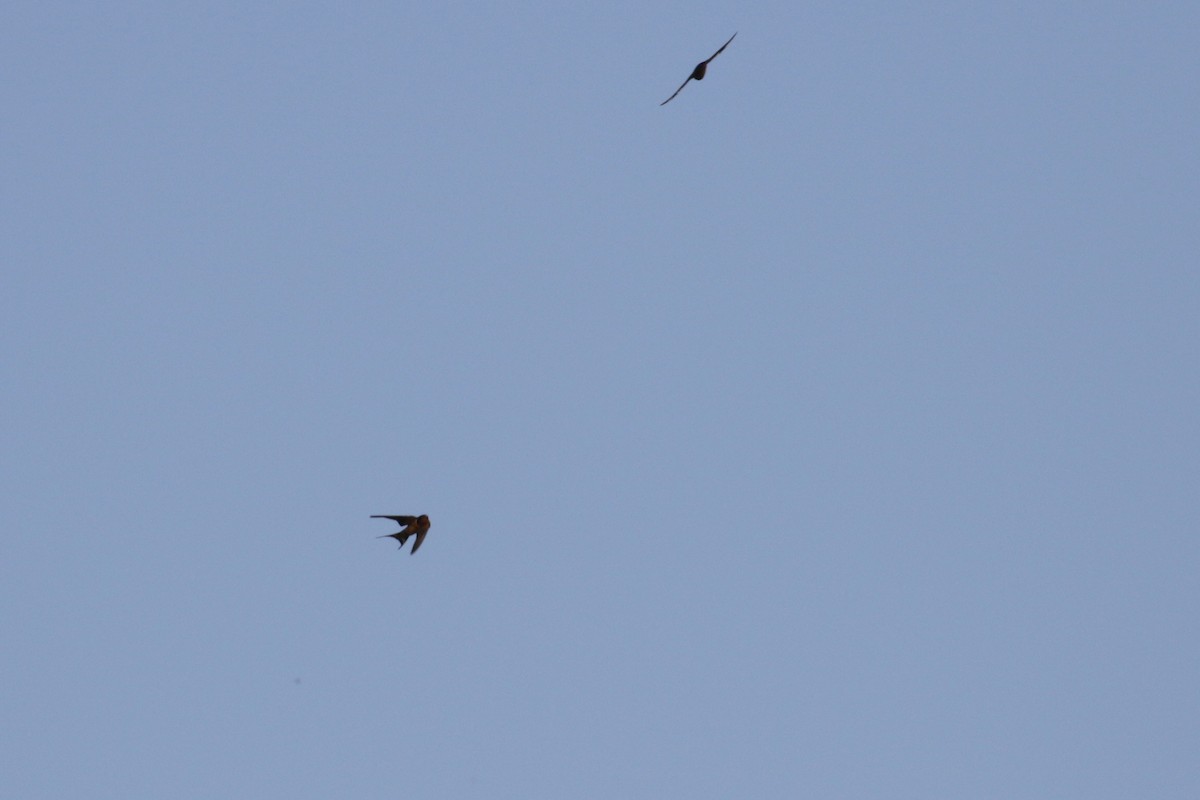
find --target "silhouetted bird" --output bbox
[660,32,737,106]
[372,514,431,554]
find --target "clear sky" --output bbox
[3,2,1197,797]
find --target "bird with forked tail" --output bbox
[372,514,430,554]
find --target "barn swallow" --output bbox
[372,514,430,554]
[660,32,737,106]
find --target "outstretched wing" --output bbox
[410,529,428,555]
[703,32,737,66]
[660,76,692,106]
[372,515,417,525]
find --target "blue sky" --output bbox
[3,2,1197,797]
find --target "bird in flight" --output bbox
[660,32,737,106]
[372,514,431,554]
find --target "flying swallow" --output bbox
[372,514,430,554]
[660,32,737,106]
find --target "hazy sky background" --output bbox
[3,2,1198,797]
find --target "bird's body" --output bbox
[660,32,737,106]
[372,514,431,554]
